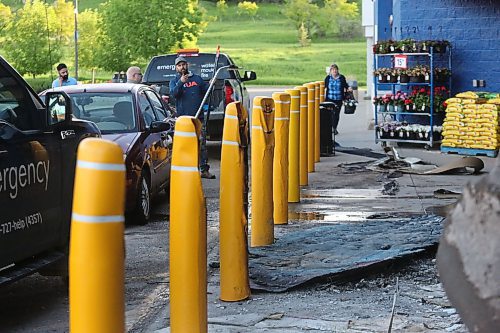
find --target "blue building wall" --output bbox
[386,0,500,93]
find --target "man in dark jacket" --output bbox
[324,63,352,135]
[169,56,215,179]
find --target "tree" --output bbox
[0,2,12,38]
[283,0,318,41]
[4,0,62,77]
[283,0,359,43]
[78,9,104,70]
[98,0,204,71]
[52,0,74,43]
[315,0,358,37]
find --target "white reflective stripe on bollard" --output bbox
[171,165,199,172]
[222,140,240,146]
[76,161,125,171]
[174,131,197,137]
[72,213,124,224]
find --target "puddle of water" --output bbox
[289,210,374,223]
[302,189,382,199]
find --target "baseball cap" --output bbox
[175,56,187,65]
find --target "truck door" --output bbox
[0,60,63,269]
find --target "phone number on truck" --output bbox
[0,212,43,236]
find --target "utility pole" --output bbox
[74,0,79,80]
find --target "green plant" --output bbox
[237,1,259,18]
[373,67,390,76]
[434,67,451,77]
[408,65,430,77]
[216,0,228,18]
[395,68,409,76]
[397,38,414,52]
[298,21,311,47]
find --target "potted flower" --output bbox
[374,68,390,83]
[404,97,415,112]
[393,91,408,112]
[434,67,451,83]
[387,40,398,53]
[433,86,449,113]
[421,40,433,53]
[408,65,430,83]
[412,87,431,112]
[397,38,414,53]
[433,126,443,141]
[411,40,423,53]
[432,40,450,53]
[397,68,410,83]
[374,40,390,54]
[387,68,398,83]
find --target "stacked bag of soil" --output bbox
[441,91,500,150]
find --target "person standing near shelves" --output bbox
[324,63,352,135]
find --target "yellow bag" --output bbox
[456,91,479,99]
[445,98,462,104]
[486,98,500,105]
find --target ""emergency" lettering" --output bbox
[0,160,50,199]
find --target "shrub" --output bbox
[237,1,259,17]
[24,77,53,94]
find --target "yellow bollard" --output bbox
[219,101,250,302]
[319,81,325,103]
[295,86,308,186]
[169,116,207,333]
[304,83,316,173]
[285,88,300,203]
[272,92,291,225]
[251,97,275,247]
[70,138,125,333]
[314,82,321,162]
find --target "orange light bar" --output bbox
[176,48,200,57]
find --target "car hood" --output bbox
[102,132,140,155]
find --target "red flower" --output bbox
[419,88,426,93]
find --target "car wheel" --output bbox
[134,172,151,225]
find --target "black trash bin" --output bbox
[320,102,338,156]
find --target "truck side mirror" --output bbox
[45,91,73,125]
[241,70,257,82]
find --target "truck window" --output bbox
[0,67,39,131]
[145,54,233,83]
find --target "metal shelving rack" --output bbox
[373,47,452,148]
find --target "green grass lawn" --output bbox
[197,2,366,86]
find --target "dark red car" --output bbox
[43,83,174,224]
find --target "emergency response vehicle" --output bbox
[0,56,100,284]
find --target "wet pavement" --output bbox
[249,215,443,292]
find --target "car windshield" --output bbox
[69,92,136,133]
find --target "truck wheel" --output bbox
[134,172,151,225]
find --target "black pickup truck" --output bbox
[0,56,100,285]
[143,49,256,140]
